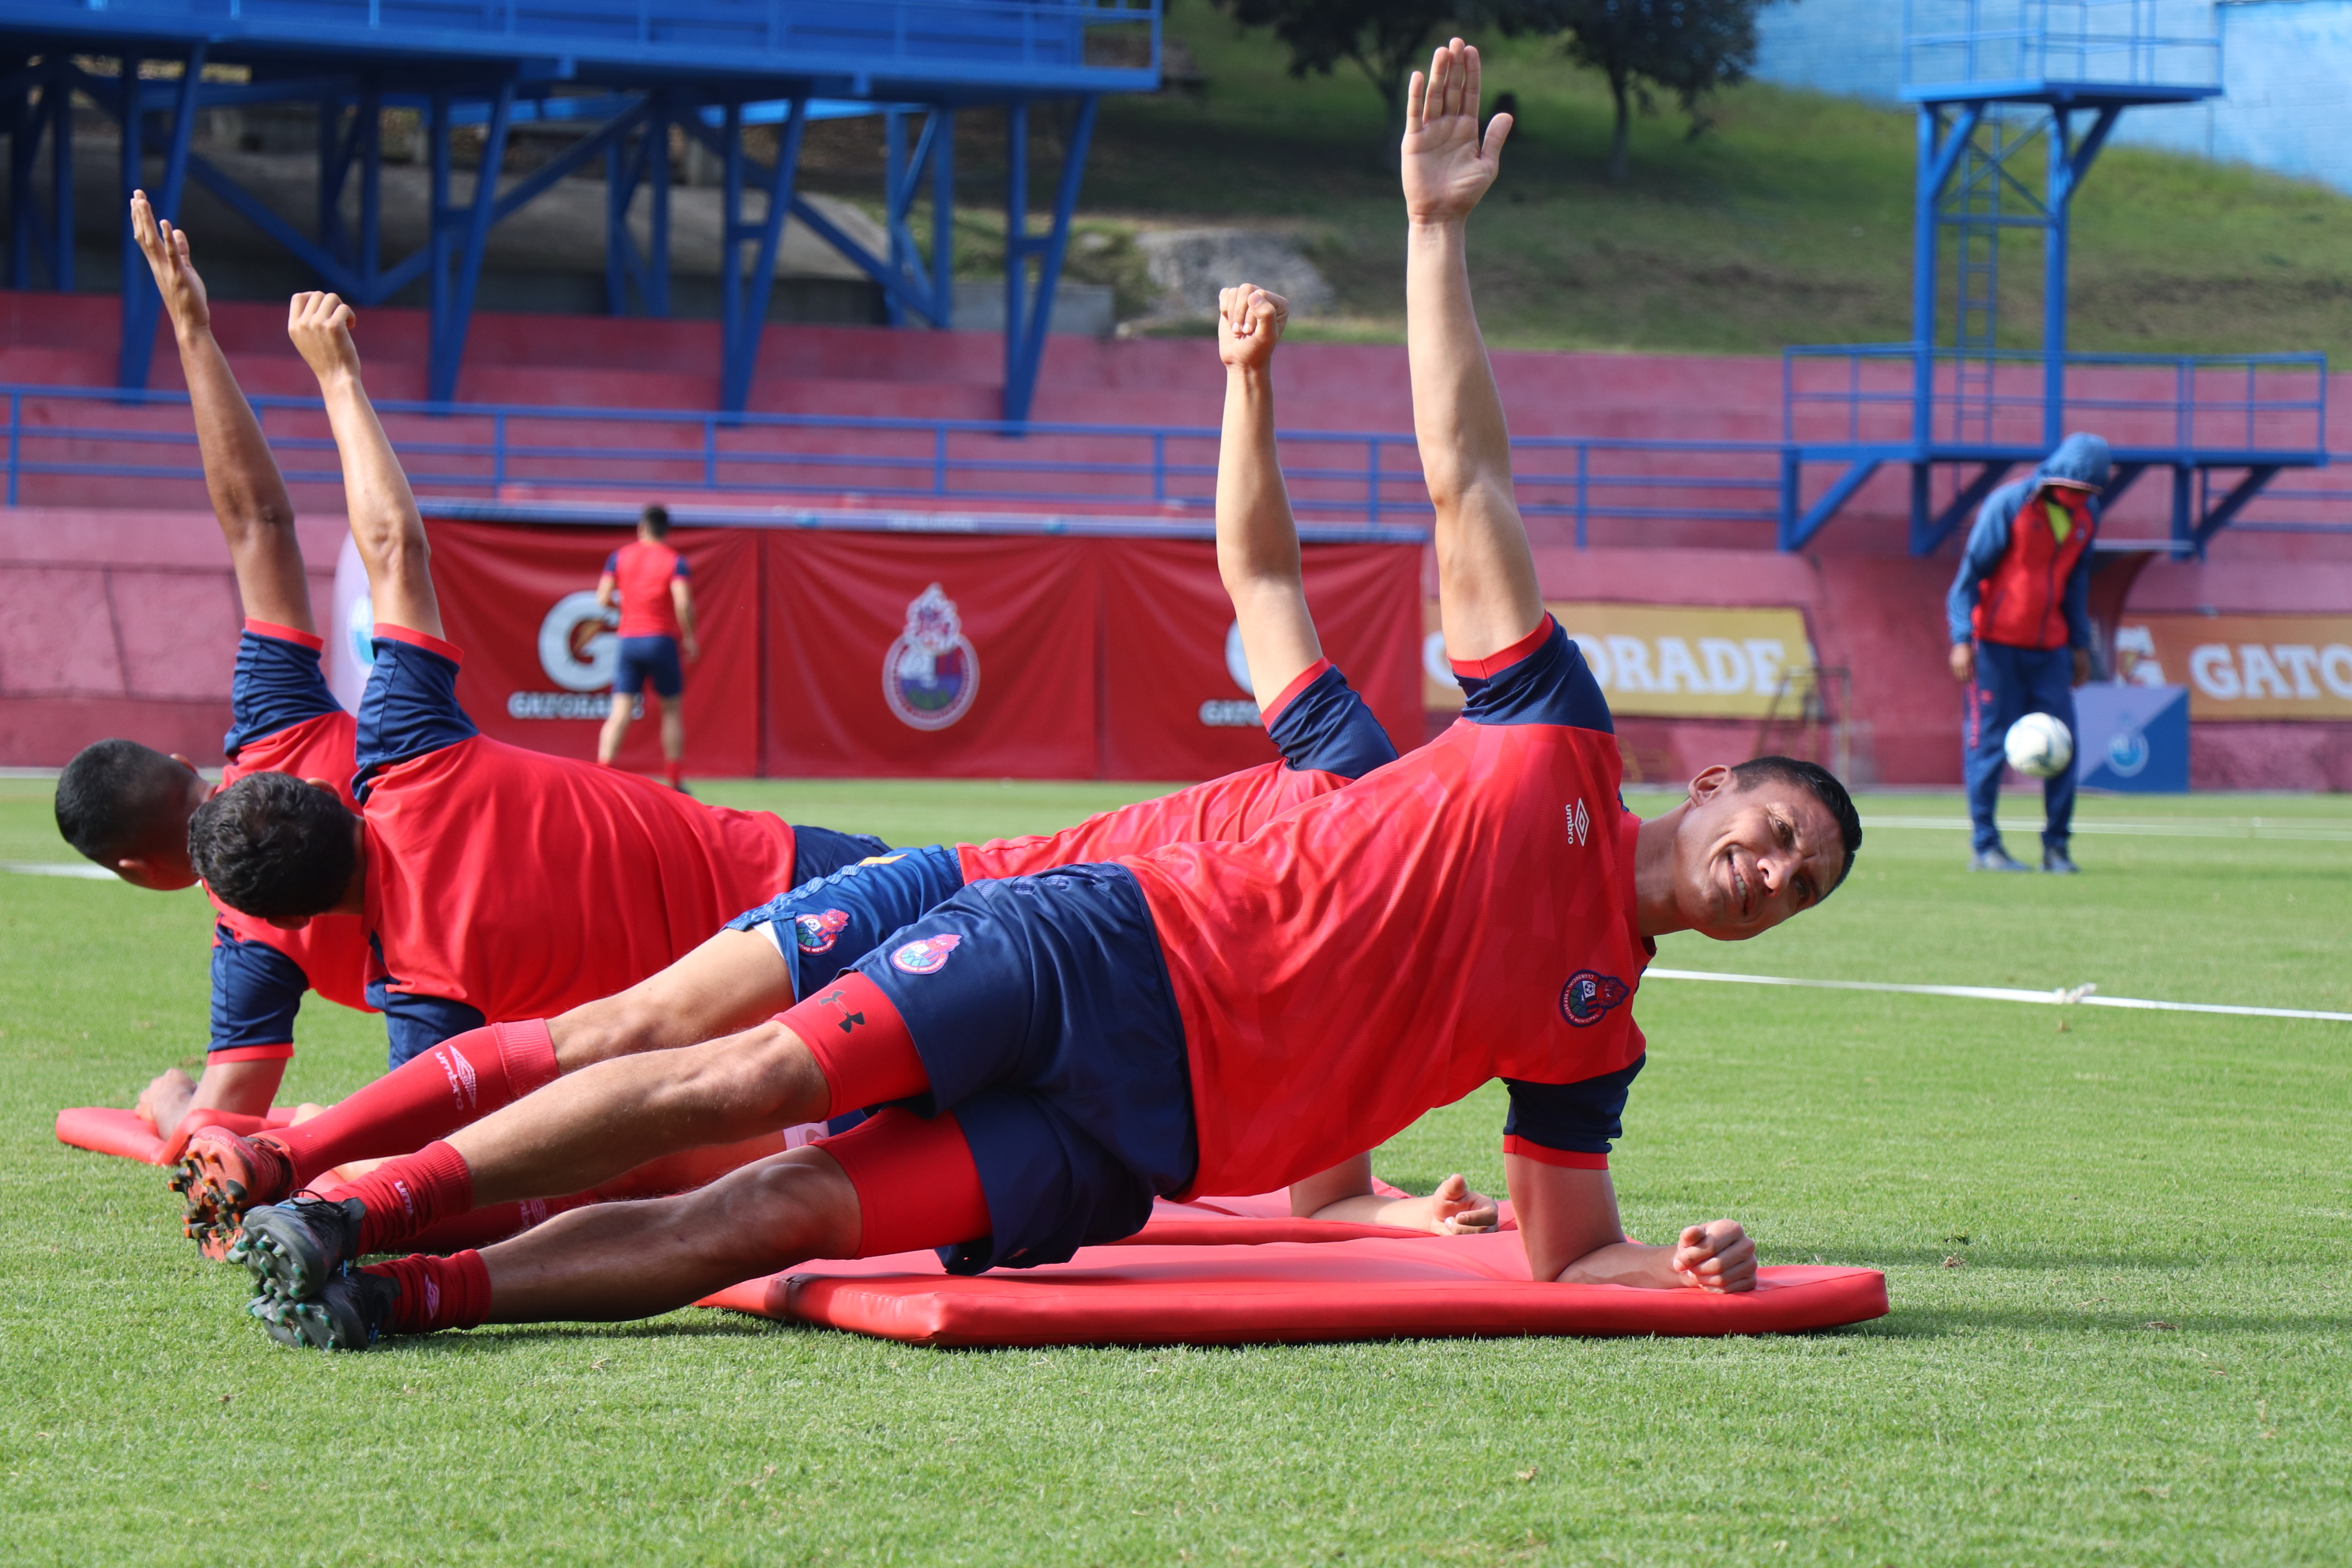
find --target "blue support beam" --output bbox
[1912,458,2014,556]
[2192,466,2282,556]
[1003,93,1097,424]
[118,48,206,391]
[1781,458,1880,552]
[428,79,514,403]
[881,107,954,328]
[717,96,809,413]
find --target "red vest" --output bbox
[1973,488,2092,650]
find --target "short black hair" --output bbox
[188,771,360,920]
[55,739,193,865]
[1729,755,1863,896]
[639,503,670,539]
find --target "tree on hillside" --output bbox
[1210,0,1528,136]
[1547,0,1776,183]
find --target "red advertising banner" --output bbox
[425,521,761,776]
[763,530,1101,778]
[1097,540,1423,779]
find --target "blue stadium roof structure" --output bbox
[0,2,1162,413]
[0,0,1160,100]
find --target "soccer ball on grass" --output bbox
[2003,712,2074,778]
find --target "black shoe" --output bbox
[249,1268,398,1351]
[2042,845,2079,874]
[1970,846,2029,873]
[228,1196,365,1302]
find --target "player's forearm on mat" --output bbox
[1552,1240,1687,1289]
[186,1057,287,1120]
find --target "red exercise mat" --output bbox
[695,1231,1887,1347]
[55,1106,295,1166]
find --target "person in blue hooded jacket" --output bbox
[1946,432,2109,873]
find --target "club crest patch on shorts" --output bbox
[891,933,962,975]
[1559,970,1630,1027]
[793,909,851,954]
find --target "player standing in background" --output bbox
[49,194,374,1180]
[1947,433,2109,874]
[597,504,698,792]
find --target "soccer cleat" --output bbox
[2042,844,2079,874]
[229,1195,366,1302]
[173,1127,293,1255]
[249,1268,398,1352]
[1969,846,2030,873]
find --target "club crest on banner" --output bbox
[883,582,980,731]
[891,933,962,974]
[1559,970,1630,1027]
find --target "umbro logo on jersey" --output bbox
[1564,798,1590,846]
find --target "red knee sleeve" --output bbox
[813,1107,989,1259]
[775,972,929,1121]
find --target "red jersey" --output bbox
[605,540,689,639]
[1123,620,1652,1199]
[356,627,797,1029]
[206,622,375,1057]
[958,660,1396,880]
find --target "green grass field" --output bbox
[3,775,2348,1565]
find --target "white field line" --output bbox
[1646,967,2352,1024]
[0,860,119,880]
[1861,815,2352,843]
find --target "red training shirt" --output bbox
[1123,619,1653,1200]
[605,540,689,640]
[356,626,796,1028]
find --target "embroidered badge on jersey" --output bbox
[891,933,963,975]
[1559,970,1630,1027]
[794,909,851,954]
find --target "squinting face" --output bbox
[1671,775,1846,940]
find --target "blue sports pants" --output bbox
[1962,639,2077,854]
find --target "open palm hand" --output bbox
[1401,38,1512,224]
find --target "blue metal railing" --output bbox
[1903,0,2219,95]
[0,383,1784,547]
[6,379,2343,543]
[1783,344,2329,460]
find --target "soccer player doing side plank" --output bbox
[235,43,1860,1349]
[187,277,1489,1280]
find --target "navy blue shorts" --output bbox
[846,863,1195,1276]
[724,842,963,1000]
[786,824,899,888]
[612,635,682,699]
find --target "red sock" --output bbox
[361,1249,493,1334]
[664,760,684,790]
[402,1191,598,1255]
[273,1021,560,1189]
[344,1140,476,1256]
[776,972,929,1120]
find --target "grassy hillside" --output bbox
[1037,0,2352,358]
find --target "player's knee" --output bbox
[689,1154,854,1270]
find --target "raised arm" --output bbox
[1215,284,1321,701]
[1402,40,1542,665]
[285,292,442,639]
[134,193,311,632]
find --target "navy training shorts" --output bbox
[786,824,900,888]
[846,863,1195,1276]
[724,842,963,1001]
[612,634,683,699]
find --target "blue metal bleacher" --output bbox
[0,1,1161,416]
[1781,1,2327,557]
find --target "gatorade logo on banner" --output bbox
[1423,601,1817,718]
[2116,615,2352,721]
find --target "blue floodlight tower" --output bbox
[0,1,1160,419]
[1781,2,2328,557]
